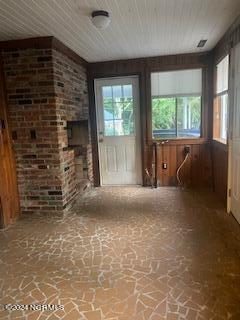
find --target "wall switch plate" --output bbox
[162,163,167,169]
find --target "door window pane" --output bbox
[104,98,114,119]
[112,86,122,102]
[102,86,112,98]
[113,103,124,136]
[123,101,134,135]
[102,85,134,136]
[104,120,114,136]
[123,85,132,98]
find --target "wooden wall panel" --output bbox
[211,141,228,203]
[0,58,20,227]
[153,142,212,188]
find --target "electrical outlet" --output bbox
[162,163,167,169]
[184,145,190,154]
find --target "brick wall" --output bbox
[2,42,92,214]
[52,48,93,203]
[52,49,89,121]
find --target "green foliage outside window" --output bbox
[152,96,201,138]
[152,98,176,130]
[103,96,134,136]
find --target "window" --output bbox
[213,55,229,143]
[151,69,202,139]
[102,85,134,136]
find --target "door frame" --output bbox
[94,76,142,186]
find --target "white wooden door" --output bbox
[95,76,142,186]
[230,43,240,224]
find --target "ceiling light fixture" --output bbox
[91,10,110,29]
[197,39,207,48]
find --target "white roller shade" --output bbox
[151,69,202,97]
[216,55,229,94]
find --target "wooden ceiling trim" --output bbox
[0,36,53,50]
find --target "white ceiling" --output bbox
[0,0,240,62]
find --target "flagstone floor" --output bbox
[1,187,240,320]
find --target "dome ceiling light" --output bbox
[91,10,111,29]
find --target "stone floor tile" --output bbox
[0,187,239,320]
[84,309,102,320]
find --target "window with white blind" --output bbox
[216,55,229,94]
[151,69,202,139]
[213,55,229,143]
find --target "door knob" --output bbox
[99,138,104,143]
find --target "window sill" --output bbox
[212,138,228,152]
[150,137,208,145]
[213,138,227,145]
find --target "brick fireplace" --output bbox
[1,37,93,214]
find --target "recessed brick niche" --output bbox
[67,120,92,190]
[1,37,93,214]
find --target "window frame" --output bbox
[149,67,204,142]
[213,55,229,144]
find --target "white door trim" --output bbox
[94,76,142,186]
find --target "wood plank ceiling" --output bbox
[0,0,240,62]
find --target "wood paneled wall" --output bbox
[0,58,20,227]
[88,52,213,188]
[147,142,212,188]
[211,141,228,202]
